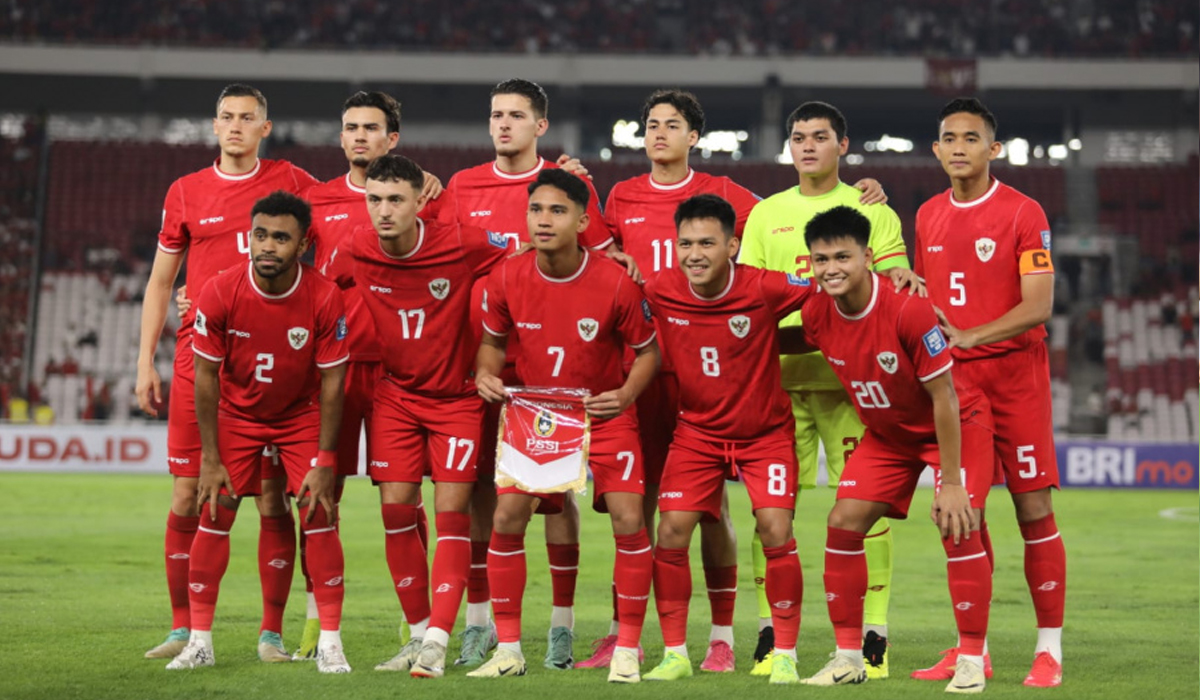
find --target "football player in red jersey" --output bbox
[438,79,612,668]
[792,206,994,693]
[136,84,319,663]
[639,194,812,684]
[912,98,1064,688]
[166,191,351,674]
[343,155,511,678]
[470,169,659,683]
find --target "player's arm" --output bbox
[475,333,508,403]
[777,326,818,355]
[934,272,1053,350]
[851,178,888,205]
[299,363,346,524]
[194,354,233,518]
[925,370,975,544]
[584,339,660,419]
[736,205,767,267]
[136,248,185,416]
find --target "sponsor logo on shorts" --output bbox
[659,491,684,499]
[268,558,290,569]
[396,577,415,588]
[428,278,451,300]
[876,351,899,374]
[168,456,191,465]
[839,480,857,487]
[975,237,996,262]
[728,314,750,339]
[288,327,310,350]
[369,460,389,468]
[578,317,599,342]
[922,327,947,357]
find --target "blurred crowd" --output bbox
[5,0,1196,57]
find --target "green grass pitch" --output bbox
[0,472,1195,699]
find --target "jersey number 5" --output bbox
[949,272,967,306]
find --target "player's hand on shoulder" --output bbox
[933,306,976,349]
[852,178,888,205]
[509,241,535,258]
[931,483,974,545]
[886,268,926,297]
[420,171,444,201]
[606,248,643,284]
[135,365,163,417]
[476,371,507,404]
[556,153,592,181]
[583,388,631,419]
[175,285,192,318]
[197,454,234,519]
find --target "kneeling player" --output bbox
[167,192,351,673]
[472,169,660,683]
[792,206,994,694]
[641,194,812,684]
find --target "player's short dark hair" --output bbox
[938,97,998,138]
[641,89,706,135]
[216,83,268,116]
[786,101,847,142]
[251,191,311,236]
[674,194,735,239]
[804,205,871,250]
[491,78,549,119]
[343,91,402,134]
[528,169,589,210]
[365,154,425,193]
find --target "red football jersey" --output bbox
[643,264,813,441]
[305,173,379,362]
[158,158,319,332]
[191,262,348,422]
[436,157,612,249]
[351,217,510,397]
[801,273,983,445]
[914,178,1054,361]
[482,250,656,410]
[604,169,760,275]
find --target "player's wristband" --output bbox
[313,450,337,470]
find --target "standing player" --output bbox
[913,97,1065,688]
[292,90,440,660]
[167,191,351,673]
[640,194,811,685]
[437,78,613,669]
[136,84,319,663]
[793,205,994,694]
[470,169,659,684]
[738,100,914,678]
[344,155,511,678]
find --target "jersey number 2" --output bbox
[254,353,274,383]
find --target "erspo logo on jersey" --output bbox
[922,326,947,356]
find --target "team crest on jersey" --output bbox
[429,278,451,300]
[578,318,599,342]
[288,327,310,350]
[194,310,208,336]
[876,351,899,374]
[728,315,751,339]
[975,237,996,262]
[534,409,557,437]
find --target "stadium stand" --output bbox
[0,120,43,420]
[5,0,1196,57]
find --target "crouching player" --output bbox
[792,206,994,694]
[167,191,352,673]
[472,169,660,683]
[640,194,811,684]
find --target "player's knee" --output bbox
[1012,488,1054,523]
[492,503,531,535]
[608,507,644,536]
[755,518,793,548]
[656,514,694,549]
[255,484,289,517]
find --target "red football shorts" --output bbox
[955,344,1060,493]
[368,377,483,484]
[836,407,995,519]
[475,367,520,478]
[635,372,678,487]
[497,412,644,514]
[216,410,320,497]
[167,337,201,478]
[658,425,798,521]
[335,360,381,477]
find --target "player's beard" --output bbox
[495,144,521,159]
[254,256,290,279]
[351,156,371,168]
